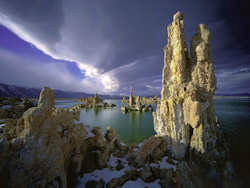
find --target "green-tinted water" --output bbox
[55,98,250,144]
[78,100,156,144]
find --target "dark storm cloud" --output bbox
[0,0,249,94]
[207,0,250,93]
[0,0,64,50]
[62,0,222,72]
[217,0,250,52]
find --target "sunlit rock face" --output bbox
[129,88,135,106]
[153,11,218,159]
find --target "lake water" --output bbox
[55,98,250,145]
[55,99,156,144]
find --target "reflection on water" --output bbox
[77,100,155,144]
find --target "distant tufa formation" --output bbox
[121,88,154,112]
[153,12,227,159]
[122,88,159,106]
[72,93,116,110]
[80,93,103,104]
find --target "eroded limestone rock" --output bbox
[38,87,55,110]
[153,11,224,160]
[135,136,168,165]
[0,87,122,188]
[77,93,116,110]
[121,88,153,112]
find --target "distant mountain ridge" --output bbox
[0,83,122,99]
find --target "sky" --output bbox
[0,0,249,96]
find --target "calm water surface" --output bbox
[55,98,250,144]
[55,99,156,144]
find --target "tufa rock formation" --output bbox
[121,88,153,112]
[0,87,121,188]
[129,88,134,106]
[122,90,159,106]
[153,11,225,159]
[75,93,116,110]
[0,97,35,120]
[0,87,84,188]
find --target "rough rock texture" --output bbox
[80,93,103,104]
[121,88,153,112]
[121,96,127,105]
[77,93,116,110]
[0,87,120,188]
[129,88,134,106]
[140,96,160,105]
[152,11,238,187]
[135,136,168,165]
[0,97,35,119]
[153,11,221,159]
[122,95,161,105]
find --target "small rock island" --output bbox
[121,88,154,112]
[72,93,116,111]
